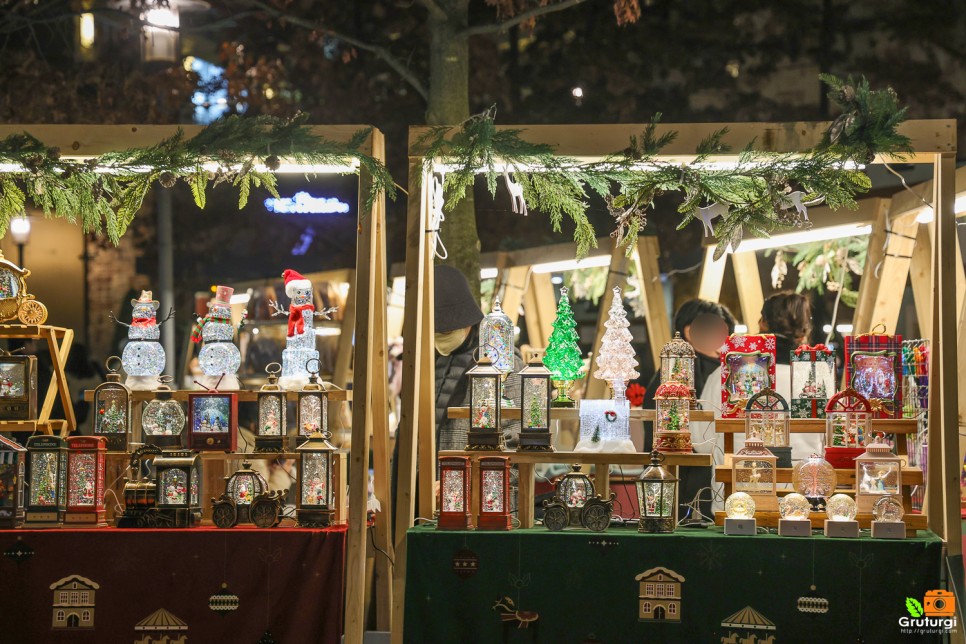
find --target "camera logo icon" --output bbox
[924,590,956,617]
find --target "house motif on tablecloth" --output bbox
[134,607,188,644]
[50,574,99,629]
[720,605,776,643]
[635,567,684,622]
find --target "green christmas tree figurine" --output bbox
[544,287,583,407]
[99,400,125,433]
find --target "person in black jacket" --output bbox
[392,266,522,529]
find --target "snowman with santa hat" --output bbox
[269,269,337,389]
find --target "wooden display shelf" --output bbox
[0,419,66,433]
[84,388,352,403]
[0,324,74,436]
[713,510,927,536]
[714,417,919,434]
[714,464,924,487]
[446,406,714,422]
[441,448,711,530]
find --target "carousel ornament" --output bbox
[113,290,175,390]
[191,285,245,390]
[269,269,337,390]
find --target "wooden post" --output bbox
[392,160,433,644]
[345,129,389,642]
[697,246,726,302]
[730,252,764,334]
[500,265,529,327]
[634,235,672,368]
[331,270,356,390]
[584,240,630,399]
[908,225,933,336]
[929,152,961,554]
[852,200,890,334]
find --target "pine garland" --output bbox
[416,75,911,259]
[0,114,395,244]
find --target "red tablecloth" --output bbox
[0,525,346,644]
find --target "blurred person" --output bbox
[697,291,818,512]
[644,299,735,522]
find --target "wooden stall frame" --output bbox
[0,124,391,642]
[398,119,958,642]
[0,324,75,436]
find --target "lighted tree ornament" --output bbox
[191,285,245,390]
[113,290,175,390]
[593,287,639,402]
[544,287,583,407]
[269,270,337,390]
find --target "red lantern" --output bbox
[437,456,470,530]
[65,436,107,527]
[477,456,512,530]
[824,388,872,469]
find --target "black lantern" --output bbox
[0,348,37,421]
[466,355,503,451]
[25,434,67,527]
[296,359,328,448]
[154,449,202,527]
[518,357,553,451]
[256,362,286,453]
[92,356,131,451]
[296,430,337,527]
[0,433,26,528]
[636,451,678,533]
[141,376,186,448]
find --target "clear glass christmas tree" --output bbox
[543,287,583,407]
[593,286,639,402]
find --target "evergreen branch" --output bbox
[416,74,906,258]
[0,115,395,243]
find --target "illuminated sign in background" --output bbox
[264,191,352,215]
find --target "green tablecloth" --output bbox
[404,525,943,643]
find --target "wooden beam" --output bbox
[522,271,556,349]
[866,209,920,334]
[909,225,932,336]
[697,246,726,302]
[730,251,764,333]
[634,236,672,369]
[852,200,891,335]
[345,128,388,644]
[392,159,432,644]
[584,239,630,399]
[332,270,356,390]
[500,265,529,327]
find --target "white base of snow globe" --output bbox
[193,373,241,391]
[125,375,163,391]
[279,374,311,391]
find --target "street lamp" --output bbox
[130,0,210,64]
[9,216,30,267]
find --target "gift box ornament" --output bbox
[720,334,777,418]
[790,344,835,419]
[844,329,902,419]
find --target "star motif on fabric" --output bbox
[696,542,724,570]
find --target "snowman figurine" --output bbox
[192,285,244,390]
[114,290,174,390]
[269,269,337,390]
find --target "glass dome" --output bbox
[825,493,857,521]
[660,332,696,392]
[725,492,756,519]
[792,454,837,499]
[778,493,811,520]
[225,461,268,505]
[480,297,515,374]
[556,465,595,509]
[142,399,186,436]
[872,495,904,523]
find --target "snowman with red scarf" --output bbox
[269,270,337,389]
